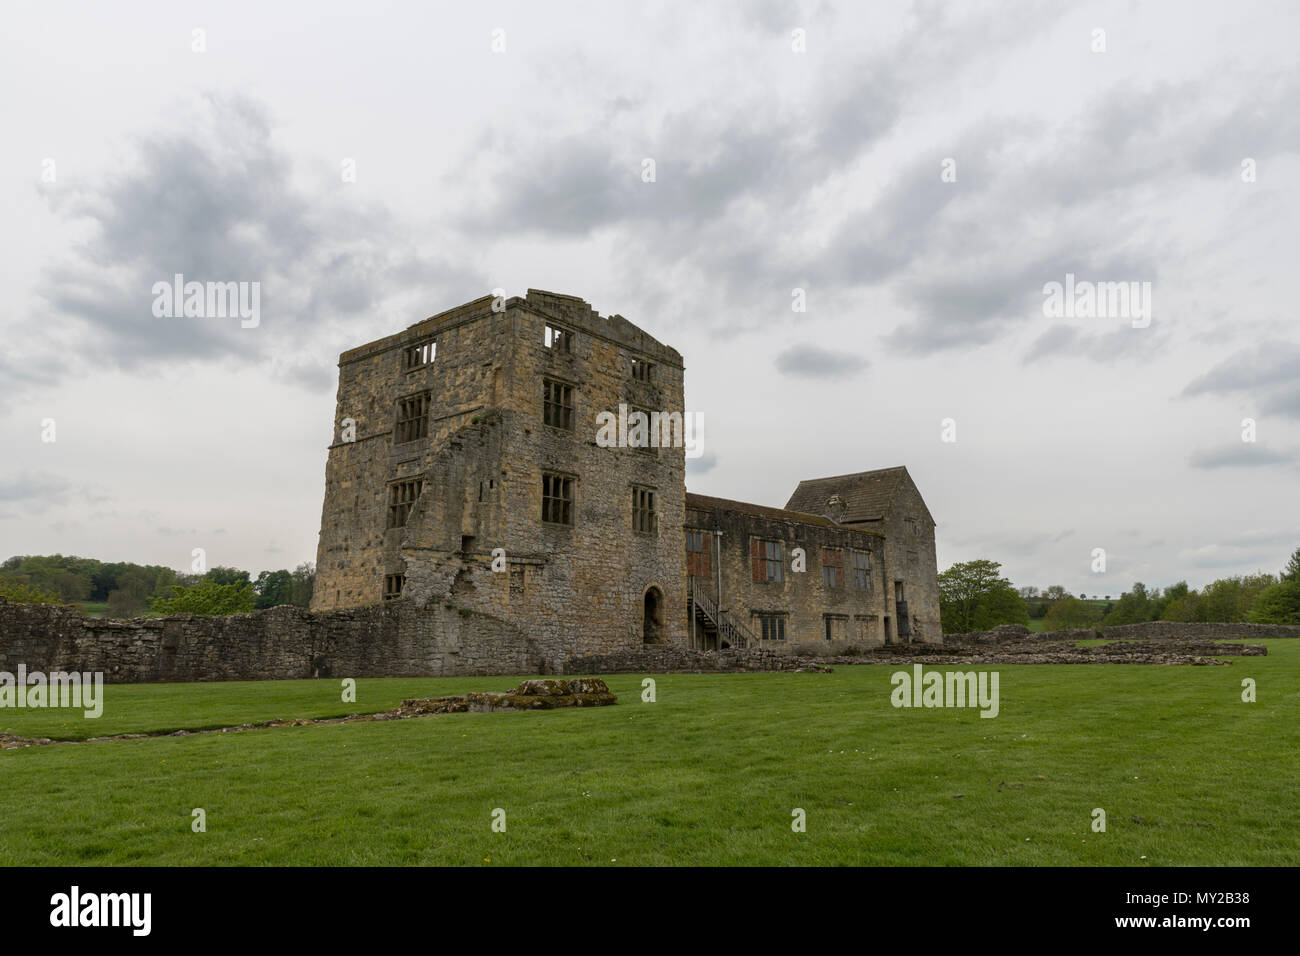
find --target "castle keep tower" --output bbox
[312,290,688,659]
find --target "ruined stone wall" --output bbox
[877,477,942,643]
[1103,621,1300,640]
[685,499,887,654]
[483,292,688,657]
[942,621,1300,644]
[313,289,687,661]
[314,294,503,610]
[562,645,835,674]
[0,599,543,683]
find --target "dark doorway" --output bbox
[643,587,664,644]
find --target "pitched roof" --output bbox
[785,466,928,524]
[685,492,864,532]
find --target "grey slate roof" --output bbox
[785,466,930,524]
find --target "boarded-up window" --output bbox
[632,487,657,534]
[686,530,710,577]
[543,379,574,430]
[542,473,574,525]
[851,549,872,589]
[751,538,783,583]
[387,479,424,528]
[395,391,430,443]
[822,548,844,588]
[824,614,848,641]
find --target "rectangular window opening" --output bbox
[395,392,430,443]
[543,378,575,430]
[387,479,424,528]
[544,324,571,352]
[632,486,658,534]
[542,473,574,526]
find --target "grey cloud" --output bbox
[0,471,76,519]
[35,92,476,386]
[686,449,718,476]
[1188,444,1296,468]
[774,343,867,378]
[1184,342,1300,421]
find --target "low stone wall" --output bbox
[0,599,544,682]
[943,621,1300,644]
[1103,621,1300,641]
[561,646,835,674]
[942,624,1101,644]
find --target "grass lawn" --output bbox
[2,642,1296,866]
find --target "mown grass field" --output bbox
[2,642,1297,866]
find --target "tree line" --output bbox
[939,548,1300,633]
[0,554,315,617]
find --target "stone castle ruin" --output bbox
[311,290,942,662]
[0,290,949,682]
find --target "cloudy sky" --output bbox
[1,0,1297,594]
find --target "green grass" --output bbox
[76,601,165,620]
[2,644,1297,866]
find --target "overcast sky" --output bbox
[1,0,1297,595]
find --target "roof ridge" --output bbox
[796,465,907,485]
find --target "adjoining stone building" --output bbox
[312,290,940,662]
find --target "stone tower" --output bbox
[311,290,688,661]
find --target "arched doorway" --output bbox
[643,586,664,644]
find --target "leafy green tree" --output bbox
[289,562,315,607]
[151,580,257,616]
[938,560,1028,633]
[0,578,64,605]
[204,566,251,587]
[254,569,294,608]
[1249,578,1300,624]
[1042,596,1102,630]
[1281,547,1300,583]
[1101,583,1154,627]
[1161,587,1203,622]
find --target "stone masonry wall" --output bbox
[0,599,548,683]
[685,497,887,653]
[1103,621,1300,640]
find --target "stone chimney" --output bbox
[825,494,846,524]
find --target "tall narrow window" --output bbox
[751,539,783,583]
[686,530,711,577]
[387,479,424,528]
[542,473,574,525]
[822,548,844,588]
[544,324,571,352]
[630,406,657,454]
[632,487,657,534]
[395,391,430,443]
[403,339,435,369]
[543,379,574,430]
[851,550,872,589]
